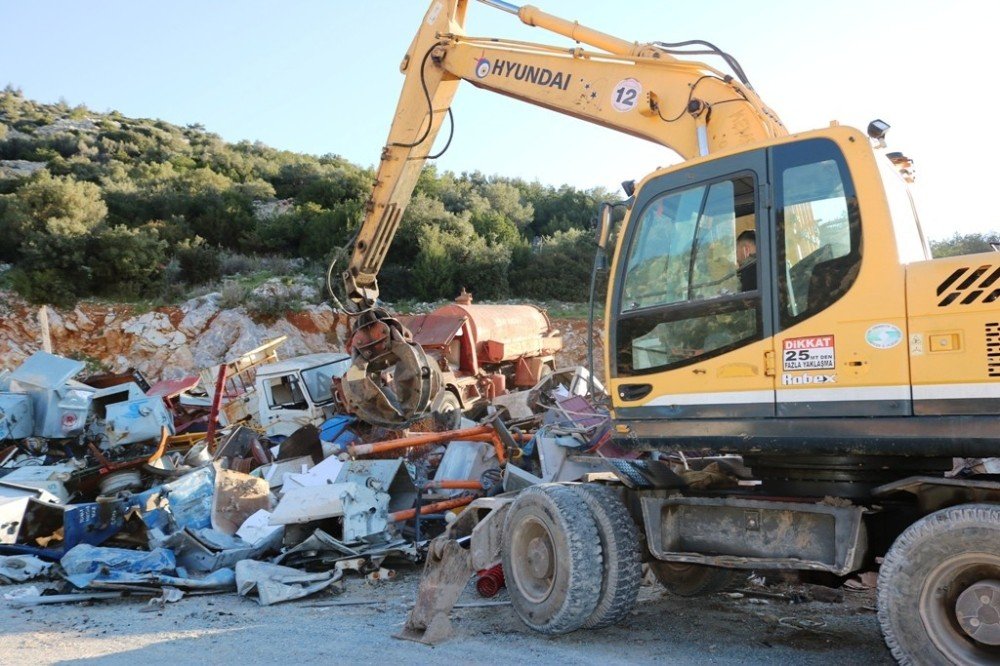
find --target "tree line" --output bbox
[2,89,995,309]
[0,88,608,307]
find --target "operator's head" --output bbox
[737,229,757,263]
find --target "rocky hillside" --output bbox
[0,282,349,380]
[0,284,600,382]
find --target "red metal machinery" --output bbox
[398,291,562,411]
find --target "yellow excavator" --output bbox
[337,1,1000,663]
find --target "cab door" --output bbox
[609,150,777,419]
[769,136,909,416]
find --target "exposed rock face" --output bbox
[0,290,349,382]
[33,118,100,136]
[177,294,221,337]
[0,290,597,384]
[0,160,47,178]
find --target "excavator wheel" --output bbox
[649,561,743,597]
[878,504,1000,666]
[501,484,603,635]
[568,484,642,629]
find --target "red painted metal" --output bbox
[476,564,505,598]
[205,364,227,453]
[145,376,200,398]
[433,303,556,364]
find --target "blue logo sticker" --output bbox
[475,58,491,79]
[865,324,902,350]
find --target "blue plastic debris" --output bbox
[61,543,236,590]
[319,415,360,454]
[61,544,176,587]
[162,465,216,531]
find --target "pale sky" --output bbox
[2,0,998,241]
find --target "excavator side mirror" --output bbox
[596,202,613,250]
[867,119,890,141]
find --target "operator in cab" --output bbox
[736,229,757,291]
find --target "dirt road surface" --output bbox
[1,570,892,665]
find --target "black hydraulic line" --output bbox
[653,39,751,87]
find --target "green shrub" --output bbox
[11,232,92,305]
[514,228,595,301]
[87,225,168,299]
[174,236,221,284]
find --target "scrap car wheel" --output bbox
[878,504,1000,666]
[650,561,742,597]
[569,484,642,628]
[432,390,462,430]
[502,484,603,634]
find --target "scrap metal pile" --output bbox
[0,341,624,609]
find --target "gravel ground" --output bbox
[0,568,893,665]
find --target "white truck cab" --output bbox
[254,352,351,437]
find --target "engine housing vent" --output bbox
[937,265,1000,307]
[987,322,1000,377]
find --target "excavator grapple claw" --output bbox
[339,307,442,427]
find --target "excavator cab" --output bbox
[607,125,926,454]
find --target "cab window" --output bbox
[616,173,760,375]
[775,139,861,328]
[267,375,307,409]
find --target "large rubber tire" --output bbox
[502,484,603,635]
[650,561,743,597]
[570,484,642,628]
[877,504,1000,666]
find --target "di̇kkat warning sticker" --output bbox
[782,335,835,371]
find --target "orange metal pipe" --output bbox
[390,496,474,522]
[459,432,513,464]
[422,480,483,490]
[348,425,494,456]
[146,426,170,464]
[465,432,532,442]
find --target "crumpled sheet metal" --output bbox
[61,543,234,590]
[154,525,283,574]
[276,529,415,570]
[85,568,235,592]
[0,554,51,583]
[235,560,341,606]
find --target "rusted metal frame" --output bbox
[205,364,227,453]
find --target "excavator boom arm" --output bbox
[344,0,785,306]
[338,0,786,427]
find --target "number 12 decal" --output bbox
[612,78,642,112]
